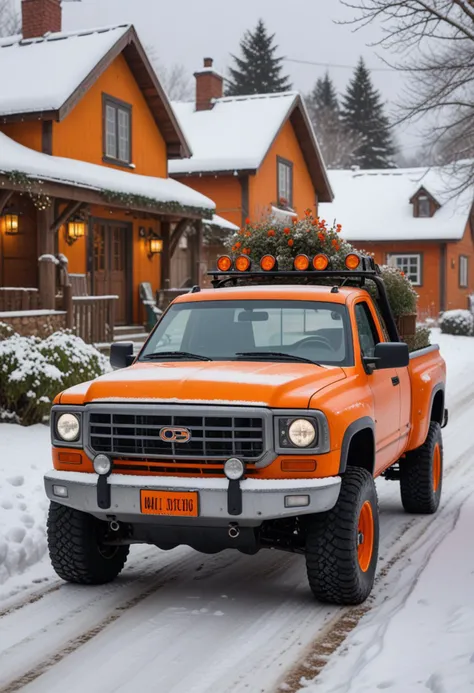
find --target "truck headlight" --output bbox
[288,419,316,447]
[278,417,318,449]
[56,413,80,442]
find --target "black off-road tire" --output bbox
[304,467,379,605]
[400,422,443,514]
[47,502,129,584]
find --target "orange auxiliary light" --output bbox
[345,253,361,270]
[260,254,277,271]
[216,255,233,272]
[294,254,310,271]
[313,254,329,271]
[235,255,251,272]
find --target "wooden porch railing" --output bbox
[0,288,41,312]
[72,295,117,345]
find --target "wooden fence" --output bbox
[0,288,41,312]
[71,295,117,345]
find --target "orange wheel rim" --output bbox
[357,501,374,573]
[433,443,441,492]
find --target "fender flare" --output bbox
[429,383,445,425]
[339,416,375,475]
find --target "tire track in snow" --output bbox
[277,436,474,693]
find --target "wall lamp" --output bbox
[66,217,86,245]
[139,226,163,259]
[0,213,19,235]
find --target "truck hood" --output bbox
[58,361,346,410]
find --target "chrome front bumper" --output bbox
[44,471,341,526]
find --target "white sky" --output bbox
[27,0,424,155]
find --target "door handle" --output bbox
[391,376,400,386]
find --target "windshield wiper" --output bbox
[142,351,212,362]
[235,351,321,366]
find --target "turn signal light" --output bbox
[294,254,310,271]
[216,255,233,272]
[313,254,329,271]
[260,255,277,271]
[281,459,317,472]
[235,255,251,272]
[345,253,361,270]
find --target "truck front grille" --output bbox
[88,411,265,462]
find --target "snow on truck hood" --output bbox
[57,361,346,410]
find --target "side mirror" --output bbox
[110,342,135,370]
[363,342,409,371]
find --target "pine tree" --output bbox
[305,72,361,169]
[226,19,292,96]
[341,58,396,169]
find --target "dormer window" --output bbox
[418,195,430,217]
[410,187,440,218]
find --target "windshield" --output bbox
[140,300,353,366]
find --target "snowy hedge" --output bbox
[0,326,110,425]
[439,310,474,336]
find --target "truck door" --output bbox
[354,301,401,474]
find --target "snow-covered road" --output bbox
[0,331,473,693]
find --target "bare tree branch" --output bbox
[0,0,20,37]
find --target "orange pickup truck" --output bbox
[44,254,446,605]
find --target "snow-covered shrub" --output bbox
[0,322,14,341]
[0,329,109,425]
[439,310,474,336]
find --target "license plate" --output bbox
[140,490,198,517]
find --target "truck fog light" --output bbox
[284,494,310,508]
[53,484,68,498]
[56,413,80,442]
[93,454,111,476]
[224,457,245,481]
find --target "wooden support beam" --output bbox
[38,207,56,310]
[0,190,14,215]
[169,218,190,257]
[161,221,171,290]
[192,220,203,285]
[50,200,84,235]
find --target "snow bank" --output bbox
[0,424,51,585]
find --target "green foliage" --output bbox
[0,329,110,426]
[439,310,474,336]
[226,19,292,96]
[368,265,418,317]
[341,58,395,169]
[405,326,431,353]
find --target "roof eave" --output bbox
[170,168,257,178]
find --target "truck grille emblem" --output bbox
[159,426,191,443]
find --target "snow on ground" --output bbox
[0,425,51,586]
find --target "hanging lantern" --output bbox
[1,213,19,235]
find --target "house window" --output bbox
[103,95,132,165]
[418,196,430,217]
[459,255,469,288]
[277,157,293,207]
[387,253,422,286]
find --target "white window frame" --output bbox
[387,253,422,286]
[277,157,293,207]
[459,255,469,288]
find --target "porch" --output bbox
[0,134,214,344]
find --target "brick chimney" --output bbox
[194,58,223,111]
[22,0,62,39]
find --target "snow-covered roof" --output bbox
[208,215,239,232]
[0,132,214,215]
[319,167,473,242]
[170,93,300,174]
[0,25,130,116]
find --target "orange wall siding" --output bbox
[250,119,317,220]
[52,54,167,178]
[353,241,442,318]
[175,176,243,228]
[446,221,474,311]
[57,206,161,324]
[0,122,43,151]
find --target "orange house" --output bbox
[0,0,216,339]
[169,59,333,280]
[320,168,474,318]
